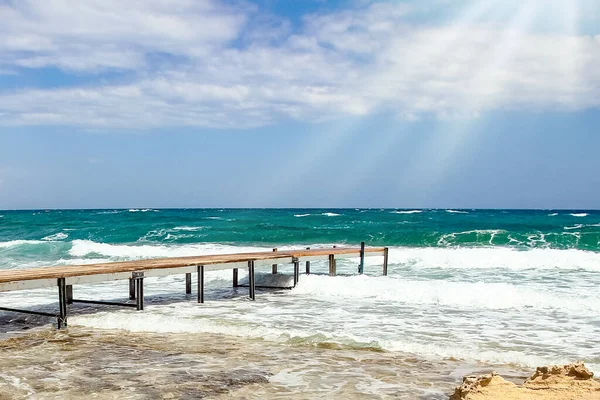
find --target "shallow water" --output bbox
[0,326,531,399]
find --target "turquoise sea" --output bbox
[1,208,599,398]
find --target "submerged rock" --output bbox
[450,362,600,400]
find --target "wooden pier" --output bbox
[0,244,389,329]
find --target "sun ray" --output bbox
[392,1,543,202]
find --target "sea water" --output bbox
[0,209,599,398]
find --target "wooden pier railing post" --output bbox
[248,261,255,300]
[293,258,300,287]
[129,278,136,300]
[383,247,389,276]
[359,241,365,274]
[197,265,204,304]
[328,254,336,276]
[185,273,192,295]
[233,268,239,287]
[133,272,144,311]
[66,284,73,305]
[305,247,311,274]
[57,278,68,329]
[272,248,278,274]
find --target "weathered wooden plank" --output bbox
[0,247,386,284]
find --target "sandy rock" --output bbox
[528,362,594,381]
[449,363,600,400]
[449,372,513,400]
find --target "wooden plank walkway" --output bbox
[0,247,386,284]
[0,245,390,329]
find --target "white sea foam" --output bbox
[72,309,581,371]
[564,224,584,230]
[206,216,222,220]
[321,212,341,217]
[445,210,468,214]
[292,275,600,312]
[128,209,158,213]
[548,213,559,216]
[69,240,269,259]
[392,210,422,214]
[386,246,600,272]
[383,339,563,369]
[42,232,69,241]
[437,230,505,246]
[172,226,204,231]
[570,213,588,217]
[66,271,600,372]
[294,214,311,217]
[59,240,600,273]
[0,240,45,248]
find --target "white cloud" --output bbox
[0,0,248,71]
[0,0,599,129]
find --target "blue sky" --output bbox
[0,0,599,209]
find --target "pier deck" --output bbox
[0,245,389,329]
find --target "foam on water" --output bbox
[392,210,422,214]
[321,212,341,217]
[294,214,311,217]
[445,210,468,214]
[65,270,599,372]
[293,274,600,313]
[171,226,204,231]
[69,239,269,259]
[0,240,45,248]
[42,232,69,241]
[570,213,589,217]
[387,246,600,271]
[437,230,505,246]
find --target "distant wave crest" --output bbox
[42,232,69,241]
[0,240,45,248]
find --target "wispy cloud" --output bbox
[0,0,599,129]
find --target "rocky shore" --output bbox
[450,362,600,399]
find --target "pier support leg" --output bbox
[197,265,204,304]
[233,268,239,287]
[57,278,68,329]
[272,248,278,274]
[129,278,136,300]
[248,261,255,300]
[66,284,73,305]
[133,272,144,311]
[359,241,365,274]
[383,247,389,276]
[185,273,192,295]
[293,258,300,287]
[305,247,310,275]
[328,254,336,276]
